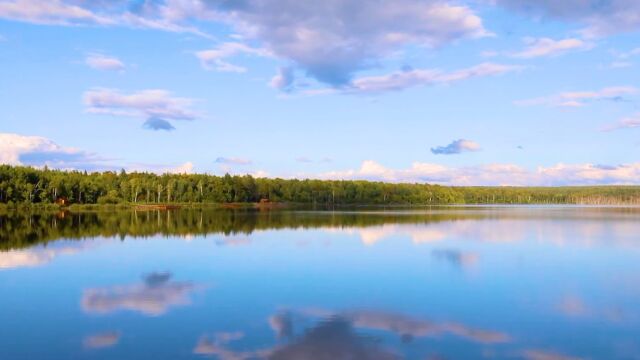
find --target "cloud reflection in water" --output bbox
[81,272,200,316]
[83,331,120,349]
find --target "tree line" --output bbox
[1,165,640,206]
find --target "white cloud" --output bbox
[516,86,637,107]
[196,42,271,73]
[0,1,492,85]
[85,53,125,71]
[0,0,112,25]
[602,113,640,131]
[0,0,211,36]
[511,37,593,58]
[168,161,194,174]
[0,132,107,169]
[315,160,640,186]
[83,88,198,130]
[0,132,199,173]
[210,0,490,85]
[431,139,481,155]
[345,63,522,94]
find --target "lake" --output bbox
[1,207,639,359]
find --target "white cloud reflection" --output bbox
[325,210,640,248]
[81,272,200,316]
[0,242,90,270]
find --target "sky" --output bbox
[1,0,640,186]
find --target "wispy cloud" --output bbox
[602,113,640,131]
[607,47,640,68]
[0,0,211,36]
[621,48,640,58]
[196,42,271,73]
[83,88,198,131]
[511,37,593,58]
[516,86,637,107]
[295,157,332,164]
[215,157,252,166]
[85,53,125,71]
[0,0,113,26]
[330,63,523,94]
[431,139,481,155]
[609,61,633,69]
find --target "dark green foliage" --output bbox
[1,165,639,206]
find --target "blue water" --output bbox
[0,207,639,359]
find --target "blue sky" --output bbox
[1,0,640,185]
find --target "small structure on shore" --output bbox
[55,197,69,206]
[134,204,182,211]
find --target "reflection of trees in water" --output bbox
[2,207,640,251]
[0,209,486,250]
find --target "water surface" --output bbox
[1,207,639,359]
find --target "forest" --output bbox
[1,165,640,206]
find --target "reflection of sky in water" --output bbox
[0,208,639,359]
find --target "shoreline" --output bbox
[3,202,640,213]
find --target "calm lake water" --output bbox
[1,207,639,359]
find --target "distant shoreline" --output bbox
[3,202,640,214]
[2,165,640,208]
